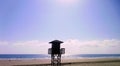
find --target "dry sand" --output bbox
[0,58,120,66]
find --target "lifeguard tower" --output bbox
[48,40,65,66]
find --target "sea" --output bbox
[0,54,120,60]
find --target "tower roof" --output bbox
[49,40,63,44]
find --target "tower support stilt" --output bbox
[51,54,61,66]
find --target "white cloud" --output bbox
[0,41,9,45]
[0,39,120,55]
[0,40,50,54]
[61,39,120,55]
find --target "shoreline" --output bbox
[0,58,120,66]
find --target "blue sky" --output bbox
[0,0,120,54]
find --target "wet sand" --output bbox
[0,58,120,66]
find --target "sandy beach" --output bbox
[0,58,120,66]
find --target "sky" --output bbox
[0,0,120,55]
